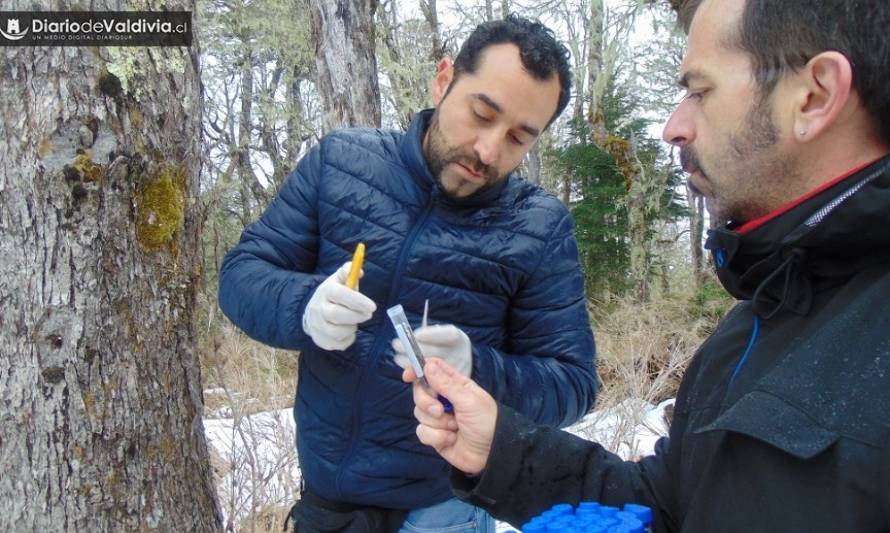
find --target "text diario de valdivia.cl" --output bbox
[29,18,187,34]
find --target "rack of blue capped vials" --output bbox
[505,501,653,532]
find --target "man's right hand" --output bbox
[404,358,497,476]
[302,262,376,350]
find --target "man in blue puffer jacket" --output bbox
[218,15,597,533]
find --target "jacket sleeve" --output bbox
[452,405,680,533]
[470,212,597,427]
[217,144,327,350]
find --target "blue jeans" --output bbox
[399,497,496,533]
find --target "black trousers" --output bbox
[285,488,408,533]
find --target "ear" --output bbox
[430,58,454,106]
[793,51,853,142]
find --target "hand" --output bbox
[302,261,376,350]
[403,358,497,475]
[393,324,472,377]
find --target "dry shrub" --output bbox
[198,297,302,532]
[237,503,292,532]
[199,304,298,417]
[580,282,733,455]
[591,281,732,412]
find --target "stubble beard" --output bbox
[683,94,796,224]
[423,110,503,200]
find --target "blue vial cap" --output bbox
[599,517,619,528]
[522,519,547,533]
[600,506,620,517]
[578,501,601,511]
[546,520,571,531]
[575,508,600,520]
[550,503,574,515]
[619,518,645,533]
[622,504,653,525]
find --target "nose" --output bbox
[662,102,695,147]
[473,131,500,167]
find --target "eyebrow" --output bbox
[471,93,541,137]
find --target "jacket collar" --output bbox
[400,109,511,209]
[706,154,890,319]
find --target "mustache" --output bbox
[679,147,700,174]
[450,153,495,180]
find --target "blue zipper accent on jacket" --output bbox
[729,315,760,386]
[333,194,437,499]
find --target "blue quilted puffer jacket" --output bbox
[218,110,597,509]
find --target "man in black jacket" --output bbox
[405,0,890,531]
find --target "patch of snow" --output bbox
[203,398,673,530]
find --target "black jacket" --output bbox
[452,156,890,532]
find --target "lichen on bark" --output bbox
[135,164,188,252]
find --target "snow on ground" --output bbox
[203,397,674,530]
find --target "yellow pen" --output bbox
[345,242,365,290]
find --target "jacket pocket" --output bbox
[694,389,839,459]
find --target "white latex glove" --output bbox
[393,324,473,377]
[302,262,376,351]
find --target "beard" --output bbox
[423,109,507,200]
[680,94,791,224]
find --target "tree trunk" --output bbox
[484,0,494,21]
[625,139,669,302]
[525,143,542,185]
[378,0,416,129]
[0,2,221,530]
[561,174,572,206]
[237,44,269,212]
[421,0,445,62]
[286,68,310,165]
[689,186,705,287]
[587,0,605,127]
[310,0,381,131]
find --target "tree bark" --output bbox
[378,0,416,129]
[237,44,270,211]
[421,0,445,62]
[587,0,605,127]
[0,2,221,530]
[689,186,705,287]
[484,0,494,21]
[525,143,542,185]
[310,0,381,131]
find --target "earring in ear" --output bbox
[800,130,807,136]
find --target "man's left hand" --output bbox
[403,358,496,475]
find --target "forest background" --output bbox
[0,0,735,530]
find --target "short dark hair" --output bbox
[678,0,890,144]
[451,14,572,128]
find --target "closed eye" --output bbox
[473,110,492,122]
